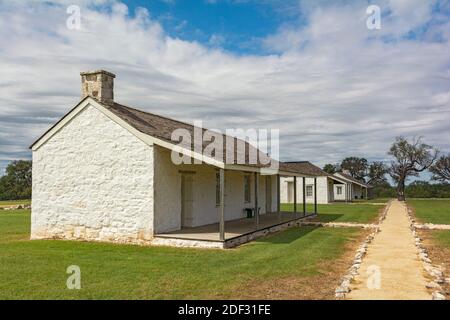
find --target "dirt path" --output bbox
[347,200,431,300]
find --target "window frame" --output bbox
[306,185,313,197]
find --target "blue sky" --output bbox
[113,0,303,54]
[0,0,449,184]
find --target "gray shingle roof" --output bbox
[335,172,370,187]
[279,161,329,176]
[31,97,320,176]
[97,100,275,168]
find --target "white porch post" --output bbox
[219,168,225,241]
[302,177,306,216]
[277,174,281,212]
[293,176,297,213]
[314,177,318,214]
[277,174,281,220]
[254,172,259,230]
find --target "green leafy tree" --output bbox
[371,181,396,198]
[430,154,450,182]
[405,181,450,198]
[388,137,437,201]
[323,163,337,174]
[0,160,32,200]
[367,161,388,186]
[340,157,368,181]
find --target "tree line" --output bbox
[0,160,32,200]
[0,137,449,201]
[323,136,450,200]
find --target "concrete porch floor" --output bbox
[155,211,315,242]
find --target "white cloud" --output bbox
[0,0,449,174]
[208,33,226,47]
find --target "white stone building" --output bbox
[333,172,371,201]
[30,70,316,249]
[280,162,371,204]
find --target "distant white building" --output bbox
[280,162,371,204]
[333,172,371,201]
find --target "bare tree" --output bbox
[430,154,450,182]
[388,136,438,201]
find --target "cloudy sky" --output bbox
[0,0,449,177]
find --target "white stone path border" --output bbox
[407,208,448,300]
[0,204,31,210]
[414,223,450,231]
[334,200,391,299]
[297,221,378,229]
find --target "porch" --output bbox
[154,210,316,248]
[152,150,320,248]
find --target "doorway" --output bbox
[328,180,334,202]
[181,174,194,227]
[266,176,272,212]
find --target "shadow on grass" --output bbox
[253,225,320,245]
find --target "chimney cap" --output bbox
[80,70,116,78]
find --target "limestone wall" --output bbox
[31,104,154,243]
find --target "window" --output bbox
[244,175,251,203]
[306,185,313,197]
[337,186,343,195]
[215,171,221,206]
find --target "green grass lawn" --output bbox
[0,199,31,206]
[429,230,450,247]
[281,203,384,224]
[408,199,450,224]
[0,209,362,299]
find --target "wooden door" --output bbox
[181,174,194,227]
[266,176,272,212]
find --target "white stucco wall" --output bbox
[280,176,331,204]
[31,104,154,243]
[152,147,278,233]
[333,184,348,201]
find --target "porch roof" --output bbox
[333,172,371,188]
[279,161,329,177]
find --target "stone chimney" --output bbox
[80,70,116,104]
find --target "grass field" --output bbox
[430,230,450,246]
[281,203,384,224]
[0,209,363,299]
[0,200,31,206]
[408,199,450,224]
